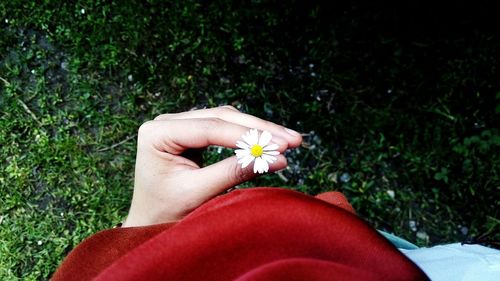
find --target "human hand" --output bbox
[122,106,302,227]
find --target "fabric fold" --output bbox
[53,188,428,281]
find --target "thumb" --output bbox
[189,155,288,196]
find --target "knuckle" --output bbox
[154,113,170,120]
[221,105,238,112]
[200,117,222,130]
[139,120,153,132]
[214,106,237,118]
[154,113,178,121]
[138,120,155,135]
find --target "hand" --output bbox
[122,106,302,227]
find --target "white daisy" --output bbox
[235,129,280,173]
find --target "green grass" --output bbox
[1,1,499,279]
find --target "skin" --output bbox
[123,106,303,227]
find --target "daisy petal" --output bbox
[253,157,262,173]
[235,149,250,159]
[237,154,248,163]
[263,162,269,173]
[249,129,259,145]
[263,143,279,151]
[241,131,252,145]
[258,131,272,147]
[263,150,280,156]
[236,140,249,149]
[254,157,269,173]
[261,154,277,163]
[261,157,270,173]
[240,155,254,168]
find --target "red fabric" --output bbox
[52,188,428,281]
[314,191,357,215]
[52,222,175,281]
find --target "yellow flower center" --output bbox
[250,144,264,157]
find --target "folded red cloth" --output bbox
[52,188,428,281]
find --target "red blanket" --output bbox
[53,188,428,281]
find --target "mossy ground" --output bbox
[1,1,499,280]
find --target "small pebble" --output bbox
[460,226,469,236]
[416,231,429,241]
[409,220,417,232]
[60,61,69,70]
[340,173,351,183]
[386,190,395,199]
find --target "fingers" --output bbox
[153,105,238,121]
[154,106,302,148]
[139,118,289,155]
[188,155,288,196]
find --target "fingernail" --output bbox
[284,128,300,137]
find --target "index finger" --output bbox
[139,118,289,155]
[153,106,302,148]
